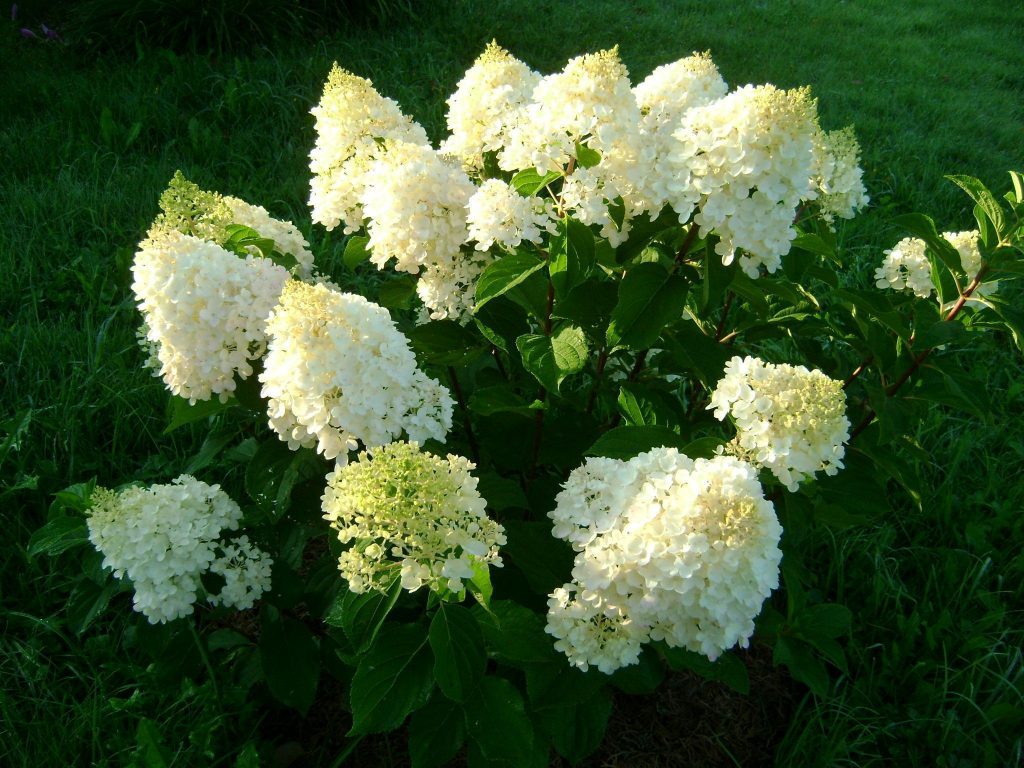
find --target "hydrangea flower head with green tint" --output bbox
[322,442,505,596]
[709,355,850,491]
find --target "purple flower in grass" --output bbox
[19,26,35,39]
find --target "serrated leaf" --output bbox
[475,253,547,313]
[574,141,602,169]
[430,603,487,702]
[67,578,123,636]
[660,647,750,694]
[516,325,589,393]
[377,274,417,310]
[473,600,560,667]
[259,610,320,714]
[343,235,371,269]
[245,440,323,517]
[409,694,466,768]
[468,386,537,418]
[606,263,688,350]
[774,636,829,697]
[585,425,685,460]
[349,622,434,735]
[609,646,664,694]
[407,321,487,367]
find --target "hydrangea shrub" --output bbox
[31,43,1024,766]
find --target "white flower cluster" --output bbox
[132,230,290,403]
[875,231,992,304]
[309,65,429,233]
[207,535,274,611]
[874,237,934,298]
[440,40,541,173]
[259,281,453,461]
[86,475,272,623]
[322,441,506,595]
[415,255,495,323]
[466,179,552,251]
[547,449,782,672]
[812,126,870,225]
[362,140,477,274]
[709,356,850,492]
[670,85,822,276]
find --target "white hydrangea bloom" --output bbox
[224,197,315,279]
[259,281,453,461]
[499,47,640,174]
[546,585,645,674]
[709,356,850,491]
[634,52,728,215]
[309,65,429,233]
[466,179,552,251]
[439,41,541,173]
[416,253,495,323]
[669,85,821,276]
[86,475,244,624]
[208,535,274,611]
[362,140,476,274]
[322,441,506,595]
[132,230,291,404]
[874,237,934,298]
[811,126,869,224]
[942,230,987,283]
[547,449,782,670]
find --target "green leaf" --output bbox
[511,168,562,196]
[407,321,487,367]
[164,395,232,434]
[682,436,727,459]
[661,322,733,386]
[377,274,417,310]
[28,516,89,558]
[906,366,990,420]
[661,647,750,694]
[549,218,596,298]
[245,440,323,517]
[585,425,685,460]
[473,600,560,667]
[324,576,402,655]
[526,660,605,709]
[982,294,1024,351]
[609,646,664,694]
[67,578,123,635]
[475,252,547,313]
[542,688,613,765]
[465,677,535,762]
[606,263,689,350]
[794,604,852,640]
[467,560,494,609]
[574,141,602,169]
[409,694,467,768]
[551,281,618,333]
[502,521,574,595]
[430,603,487,702]
[774,636,829,697]
[349,622,434,735]
[516,325,589,393]
[791,232,839,264]
[468,386,539,418]
[259,610,321,714]
[343,235,371,269]
[946,174,1005,236]
[701,240,739,316]
[134,718,171,768]
[476,472,529,511]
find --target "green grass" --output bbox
[2,0,1023,765]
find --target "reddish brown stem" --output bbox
[843,355,873,390]
[715,292,735,341]
[585,348,610,415]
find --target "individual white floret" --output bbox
[208,536,274,611]
[309,64,429,233]
[322,442,506,595]
[259,281,453,461]
[86,475,244,624]
[439,41,541,173]
[874,237,934,298]
[709,356,850,491]
[362,140,476,274]
[132,230,290,404]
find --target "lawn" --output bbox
[2,0,1022,765]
